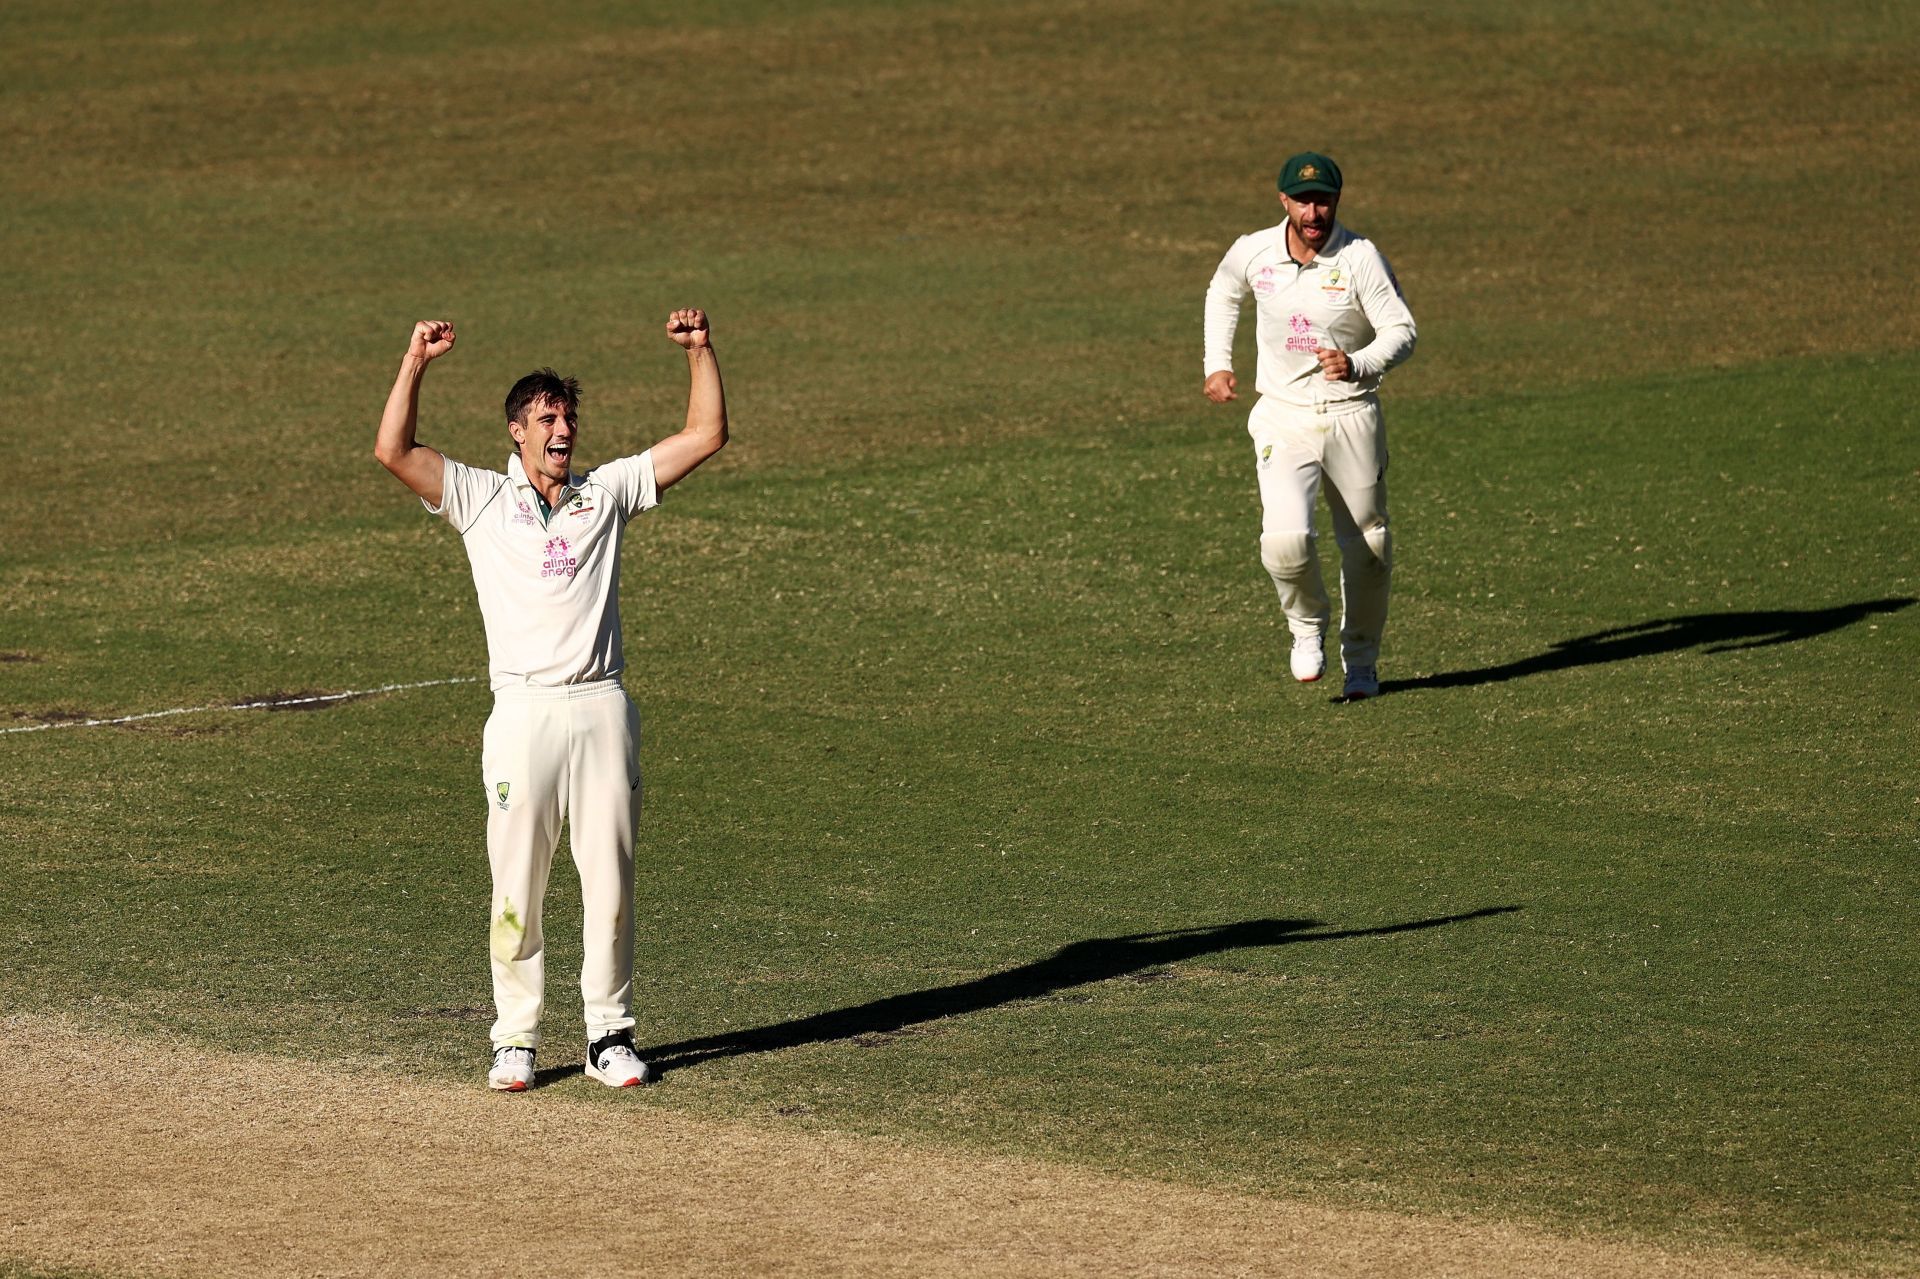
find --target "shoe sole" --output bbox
[489,1079,529,1093]
[1295,672,1322,683]
[585,1064,648,1088]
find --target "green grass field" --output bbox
[3,1,1916,1273]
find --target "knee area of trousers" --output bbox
[1364,522,1392,570]
[1338,523,1393,571]
[1259,530,1315,577]
[582,899,631,937]
[489,898,536,963]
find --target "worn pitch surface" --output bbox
[4,1016,1840,1279]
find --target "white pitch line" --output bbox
[1,677,481,735]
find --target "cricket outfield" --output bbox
[1,1,1914,1274]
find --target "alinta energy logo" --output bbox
[541,536,579,579]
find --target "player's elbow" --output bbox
[375,440,424,480]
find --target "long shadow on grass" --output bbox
[1382,597,1913,695]
[632,906,1518,1079]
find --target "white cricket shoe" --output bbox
[488,1045,535,1092]
[586,1033,649,1088]
[1343,665,1380,700]
[1290,633,1326,683]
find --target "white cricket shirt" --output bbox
[427,450,661,692]
[1204,221,1416,408]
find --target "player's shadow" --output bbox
[635,906,1519,1078]
[1382,597,1912,695]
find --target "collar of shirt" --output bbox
[506,452,577,523]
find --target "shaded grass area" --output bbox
[5,355,1916,1271]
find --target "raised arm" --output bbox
[649,308,729,492]
[373,321,454,506]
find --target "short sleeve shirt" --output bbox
[427,450,661,691]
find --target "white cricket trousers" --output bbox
[481,678,640,1051]
[1249,394,1393,667]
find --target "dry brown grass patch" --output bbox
[6,1013,1846,1279]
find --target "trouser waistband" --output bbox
[1253,392,1381,421]
[491,676,625,703]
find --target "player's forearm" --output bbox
[650,346,728,492]
[1346,257,1416,381]
[1203,281,1243,376]
[682,345,728,455]
[374,355,431,468]
[1347,319,1416,382]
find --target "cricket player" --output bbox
[374,309,728,1091]
[1204,152,1416,699]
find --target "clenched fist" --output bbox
[1314,344,1353,382]
[665,309,711,350]
[408,320,457,362]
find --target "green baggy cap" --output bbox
[1278,152,1343,197]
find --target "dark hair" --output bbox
[504,368,582,429]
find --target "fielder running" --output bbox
[374,309,728,1091]
[1204,152,1416,699]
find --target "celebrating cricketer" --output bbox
[374,309,727,1091]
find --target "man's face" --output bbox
[1281,190,1340,253]
[511,395,578,485]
